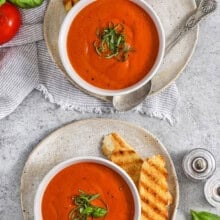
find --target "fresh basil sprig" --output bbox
[94,22,135,62]
[191,210,220,220]
[7,0,44,8]
[69,190,108,220]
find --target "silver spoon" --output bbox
[166,0,217,54]
[112,0,217,111]
[112,81,152,111]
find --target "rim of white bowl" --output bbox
[59,0,165,96]
[34,156,141,220]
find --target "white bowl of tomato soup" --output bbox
[59,0,165,96]
[34,156,141,220]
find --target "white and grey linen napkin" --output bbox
[0,0,179,124]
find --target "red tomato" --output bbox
[0,2,21,44]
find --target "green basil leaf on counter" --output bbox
[7,0,44,8]
[0,0,6,6]
[191,210,220,220]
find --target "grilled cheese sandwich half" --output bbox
[102,132,143,186]
[139,155,173,220]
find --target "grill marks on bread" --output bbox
[102,133,143,186]
[139,155,173,220]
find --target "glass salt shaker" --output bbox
[204,174,220,208]
[182,148,216,182]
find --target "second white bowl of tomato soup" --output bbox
[34,156,141,220]
[59,0,165,96]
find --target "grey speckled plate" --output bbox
[43,0,198,101]
[20,118,179,220]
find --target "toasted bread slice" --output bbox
[102,133,143,186]
[63,0,73,11]
[139,155,173,220]
[63,0,79,12]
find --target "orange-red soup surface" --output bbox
[67,0,159,90]
[42,162,135,219]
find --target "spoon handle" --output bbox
[165,0,217,54]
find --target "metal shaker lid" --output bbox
[204,174,220,208]
[182,148,216,181]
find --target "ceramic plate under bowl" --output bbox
[20,118,179,219]
[43,0,198,100]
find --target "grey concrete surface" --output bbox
[0,5,219,220]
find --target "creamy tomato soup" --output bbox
[67,0,159,90]
[42,162,135,219]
